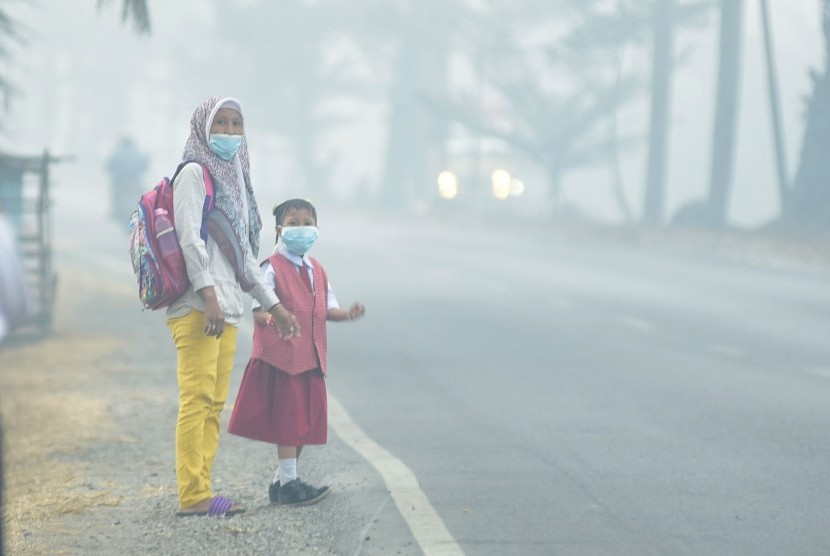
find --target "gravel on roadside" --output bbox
[0,262,394,555]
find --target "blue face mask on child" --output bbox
[209,134,243,160]
[281,226,318,255]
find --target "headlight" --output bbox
[437,171,459,199]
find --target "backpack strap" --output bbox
[171,161,214,243]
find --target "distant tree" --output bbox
[209,1,377,198]
[706,0,744,227]
[545,0,648,219]
[644,0,712,225]
[759,0,790,216]
[0,5,25,110]
[0,1,149,134]
[369,0,462,209]
[421,0,712,219]
[610,0,637,223]
[288,0,465,209]
[96,0,151,34]
[423,1,696,217]
[423,0,643,215]
[787,0,830,232]
[643,0,676,225]
[215,0,462,207]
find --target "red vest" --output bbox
[250,253,329,375]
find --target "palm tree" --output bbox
[0,0,150,133]
[96,0,151,34]
[0,5,24,105]
[427,0,644,215]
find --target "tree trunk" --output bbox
[380,37,421,209]
[610,0,634,223]
[643,0,676,225]
[759,0,790,213]
[380,3,449,211]
[546,167,562,215]
[296,75,327,198]
[788,0,830,231]
[706,0,744,227]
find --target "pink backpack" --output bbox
[128,162,214,310]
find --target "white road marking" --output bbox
[329,396,464,556]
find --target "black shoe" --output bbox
[277,479,331,506]
[268,481,280,504]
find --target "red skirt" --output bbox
[228,358,327,446]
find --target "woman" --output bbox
[167,96,299,517]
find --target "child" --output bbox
[228,198,365,506]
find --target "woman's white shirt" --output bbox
[166,161,278,325]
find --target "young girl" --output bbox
[228,198,365,506]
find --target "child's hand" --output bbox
[347,302,365,321]
[253,310,273,328]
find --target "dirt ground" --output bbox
[0,265,136,553]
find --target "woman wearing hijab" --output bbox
[167,96,300,517]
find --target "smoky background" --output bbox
[0,1,826,241]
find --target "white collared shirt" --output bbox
[252,244,340,311]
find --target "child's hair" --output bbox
[272,198,317,226]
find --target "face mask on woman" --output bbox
[209,133,243,160]
[281,226,318,255]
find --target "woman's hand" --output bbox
[268,303,301,339]
[198,286,225,337]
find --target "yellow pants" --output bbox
[167,310,238,508]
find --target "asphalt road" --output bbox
[63,200,830,555]
[317,209,830,556]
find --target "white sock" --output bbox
[278,458,298,485]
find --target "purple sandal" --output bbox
[208,496,245,517]
[177,496,246,518]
